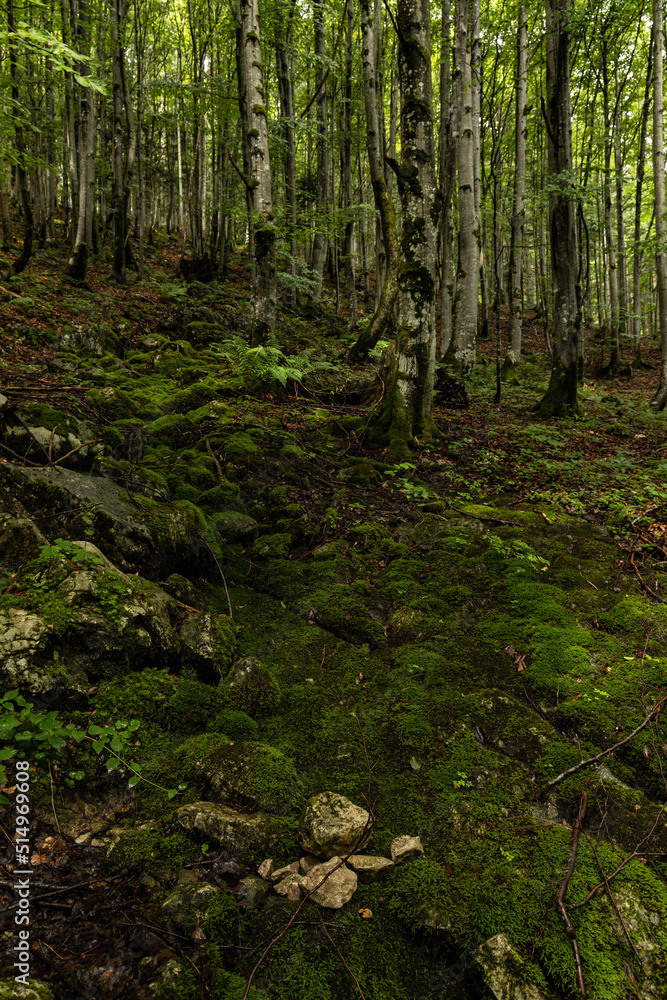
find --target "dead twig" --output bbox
[317,909,366,1000]
[557,791,587,998]
[569,799,667,909]
[205,437,224,479]
[547,693,667,788]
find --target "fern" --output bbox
[211,338,337,390]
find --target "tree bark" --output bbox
[342,0,358,329]
[347,0,399,361]
[275,0,298,308]
[7,0,33,275]
[439,0,455,356]
[601,37,620,374]
[633,38,653,365]
[504,2,528,370]
[368,0,437,457]
[66,0,95,282]
[535,0,582,417]
[240,0,277,345]
[448,0,479,376]
[309,0,328,305]
[652,0,667,408]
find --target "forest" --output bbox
[3,0,667,999]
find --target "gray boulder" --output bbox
[161,878,222,933]
[474,934,547,1000]
[0,516,48,568]
[176,801,271,849]
[298,791,373,860]
[225,656,281,716]
[0,463,209,579]
[346,855,394,879]
[390,835,424,864]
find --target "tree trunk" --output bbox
[309,0,328,305]
[504,2,528,371]
[652,0,667,407]
[347,0,399,361]
[7,0,33,275]
[342,0,358,329]
[275,0,298,308]
[241,0,277,345]
[110,0,127,284]
[368,0,437,457]
[439,0,455,356]
[535,0,581,417]
[448,0,479,376]
[66,0,95,282]
[601,38,620,374]
[633,38,653,365]
[471,0,487,340]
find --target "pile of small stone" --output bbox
[255,791,424,909]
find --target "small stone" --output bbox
[75,832,91,845]
[270,861,300,883]
[238,876,269,907]
[258,858,274,879]
[390,835,424,864]
[274,872,304,899]
[90,839,105,848]
[299,854,320,874]
[300,856,358,909]
[346,855,394,878]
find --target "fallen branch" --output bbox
[547,693,667,788]
[569,798,667,909]
[557,791,587,998]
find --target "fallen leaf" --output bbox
[358,908,373,919]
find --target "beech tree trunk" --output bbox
[601,38,620,374]
[535,0,582,417]
[347,0,399,361]
[633,38,653,364]
[309,0,328,305]
[439,0,455,356]
[241,0,277,345]
[652,0,667,407]
[275,0,298,308]
[67,0,95,282]
[448,0,479,376]
[504,2,528,370]
[342,0,358,329]
[7,0,33,275]
[368,0,437,457]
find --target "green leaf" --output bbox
[128,775,141,787]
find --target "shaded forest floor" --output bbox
[1,231,667,1000]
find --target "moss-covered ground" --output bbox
[2,242,667,1000]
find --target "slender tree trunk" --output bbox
[310,0,328,305]
[7,0,33,275]
[0,170,13,248]
[614,99,627,339]
[240,0,277,345]
[602,38,620,374]
[276,0,297,307]
[652,0,667,407]
[368,0,437,457]
[348,0,399,360]
[471,0,487,340]
[448,0,479,376]
[504,2,528,370]
[66,0,95,281]
[535,0,581,417]
[342,0,358,329]
[110,0,126,283]
[633,39,653,365]
[439,0,455,356]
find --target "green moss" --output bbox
[198,480,242,510]
[93,669,178,727]
[208,708,259,741]
[105,826,197,875]
[165,678,214,733]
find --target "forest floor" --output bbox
[1,232,667,1000]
